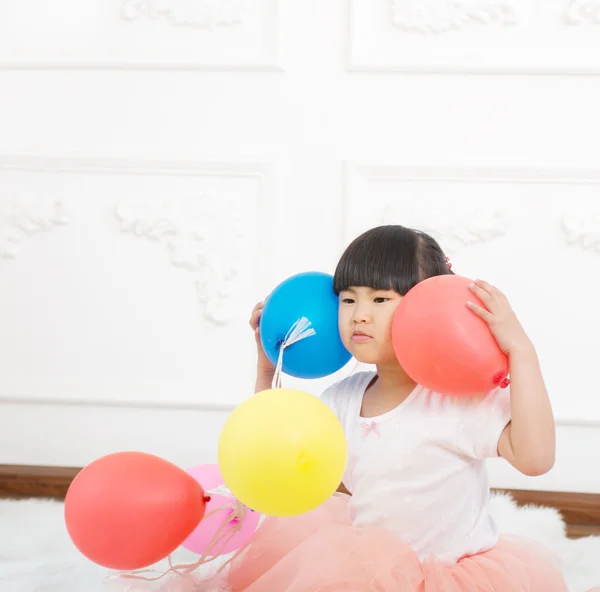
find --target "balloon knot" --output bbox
[203,495,212,503]
[493,373,510,389]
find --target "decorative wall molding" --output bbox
[343,163,600,250]
[0,393,235,412]
[121,0,248,29]
[0,155,269,177]
[347,164,600,184]
[565,0,600,25]
[0,155,271,328]
[0,199,70,260]
[390,0,518,35]
[0,0,280,71]
[348,0,600,74]
[562,210,600,253]
[379,201,510,251]
[115,195,246,325]
[0,391,597,426]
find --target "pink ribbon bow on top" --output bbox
[360,420,380,440]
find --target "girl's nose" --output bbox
[352,304,371,324]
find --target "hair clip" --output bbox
[445,256,452,271]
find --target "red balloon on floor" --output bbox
[392,275,508,396]
[65,451,207,570]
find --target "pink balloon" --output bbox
[183,464,260,557]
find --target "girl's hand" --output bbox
[466,280,532,356]
[249,300,275,374]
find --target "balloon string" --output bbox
[105,497,250,584]
[271,316,316,389]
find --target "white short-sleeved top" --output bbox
[321,371,511,564]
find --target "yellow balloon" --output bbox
[218,388,347,517]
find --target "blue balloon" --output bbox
[260,271,352,379]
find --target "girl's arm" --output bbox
[467,280,556,477]
[497,343,555,475]
[255,368,275,393]
[250,300,276,393]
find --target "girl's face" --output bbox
[338,286,403,365]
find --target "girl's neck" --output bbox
[375,360,416,393]
[360,361,417,417]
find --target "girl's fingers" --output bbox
[466,301,494,324]
[474,279,503,298]
[250,313,261,330]
[249,301,265,329]
[468,282,494,308]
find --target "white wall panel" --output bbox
[0,0,281,70]
[0,0,598,492]
[0,157,270,411]
[349,0,600,73]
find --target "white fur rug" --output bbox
[0,495,599,592]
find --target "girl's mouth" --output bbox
[352,331,372,342]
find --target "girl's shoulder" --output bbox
[415,386,511,459]
[416,385,510,415]
[415,386,511,443]
[320,370,375,413]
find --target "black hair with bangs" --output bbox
[333,225,453,296]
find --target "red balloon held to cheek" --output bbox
[392,275,508,396]
[65,452,207,570]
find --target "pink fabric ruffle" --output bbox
[201,494,570,591]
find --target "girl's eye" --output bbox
[342,298,355,304]
[374,297,389,303]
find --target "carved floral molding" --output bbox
[0,199,70,260]
[562,210,600,253]
[389,0,518,34]
[565,0,600,25]
[378,200,511,252]
[121,0,248,29]
[115,197,246,325]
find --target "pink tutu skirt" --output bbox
[214,494,569,592]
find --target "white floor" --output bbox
[0,495,598,592]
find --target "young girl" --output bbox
[232,225,570,591]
